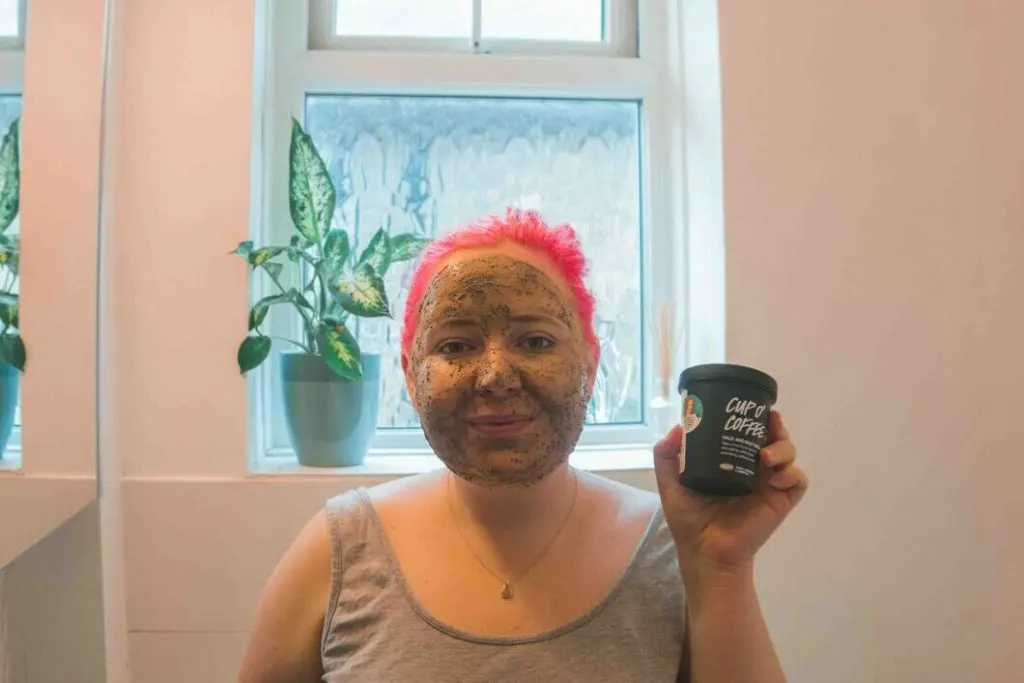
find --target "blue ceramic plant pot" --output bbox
[280,352,380,467]
[0,362,18,458]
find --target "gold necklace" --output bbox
[446,468,580,600]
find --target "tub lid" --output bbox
[678,363,778,401]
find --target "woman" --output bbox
[238,210,808,682]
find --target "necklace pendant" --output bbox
[501,581,514,600]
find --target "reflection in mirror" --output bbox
[0,0,22,466]
[0,0,107,569]
[0,503,106,682]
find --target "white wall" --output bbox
[719,1,1024,680]
[110,1,1024,682]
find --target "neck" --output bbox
[447,463,577,534]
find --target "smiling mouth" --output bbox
[465,415,535,437]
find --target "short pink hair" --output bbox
[401,208,600,362]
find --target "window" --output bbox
[255,0,688,460]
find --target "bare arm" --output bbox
[679,563,785,683]
[237,511,332,683]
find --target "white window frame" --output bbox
[250,0,693,465]
[308,0,638,57]
[0,0,25,458]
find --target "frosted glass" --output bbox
[305,95,643,428]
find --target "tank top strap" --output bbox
[321,487,387,651]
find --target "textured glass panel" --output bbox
[0,0,16,38]
[334,0,471,38]
[305,95,643,429]
[482,0,604,42]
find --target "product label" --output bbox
[719,396,771,475]
[681,392,704,433]
[723,397,768,439]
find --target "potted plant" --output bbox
[0,118,24,458]
[234,118,429,467]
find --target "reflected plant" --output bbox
[233,118,430,380]
[0,118,23,372]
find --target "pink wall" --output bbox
[720,1,1024,680]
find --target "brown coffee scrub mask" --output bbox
[403,249,595,487]
[677,363,778,497]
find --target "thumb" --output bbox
[653,424,684,503]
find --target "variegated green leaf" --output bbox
[249,246,286,267]
[318,323,362,380]
[237,335,271,374]
[287,289,314,311]
[324,229,350,271]
[287,235,313,262]
[0,119,19,234]
[334,263,390,318]
[390,233,430,262]
[357,227,391,277]
[0,244,16,275]
[288,118,335,242]
[249,290,309,331]
[248,303,268,331]
[0,333,25,372]
[231,240,253,258]
[0,299,18,329]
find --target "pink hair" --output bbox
[401,208,600,362]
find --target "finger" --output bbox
[767,464,809,491]
[761,439,796,469]
[768,410,790,443]
[652,425,684,502]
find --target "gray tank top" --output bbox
[320,488,686,682]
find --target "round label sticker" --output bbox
[682,393,704,433]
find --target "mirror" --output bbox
[0,0,108,567]
[0,502,106,682]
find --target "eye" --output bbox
[521,335,554,351]
[437,340,473,355]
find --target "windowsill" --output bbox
[252,445,657,478]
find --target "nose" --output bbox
[474,342,521,394]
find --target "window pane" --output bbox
[482,0,604,41]
[305,95,643,429]
[334,0,471,38]
[0,0,17,37]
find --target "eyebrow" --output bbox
[435,313,568,328]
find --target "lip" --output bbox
[465,415,535,437]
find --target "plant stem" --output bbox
[265,267,317,348]
[270,336,311,353]
[252,320,311,354]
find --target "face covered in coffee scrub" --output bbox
[403,244,596,487]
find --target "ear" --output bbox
[401,352,417,408]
